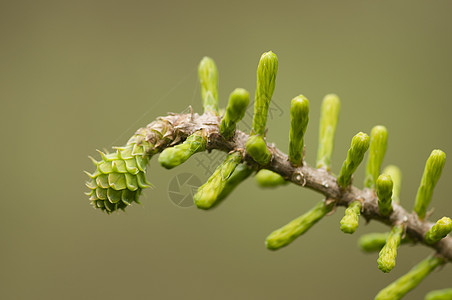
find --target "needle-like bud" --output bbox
[425,288,452,300]
[340,200,362,234]
[198,57,219,113]
[377,225,403,273]
[194,152,243,209]
[289,95,309,166]
[337,132,370,188]
[425,217,452,244]
[414,149,446,219]
[158,130,207,169]
[220,88,250,139]
[383,165,402,204]
[216,164,254,202]
[266,201,334,250]
[377,174,393,216]
[375,255,445,300]
[358,232,410,253]
[246,135,271,165]
[364,125,388,188]
[251,51,278,136]
[316,94,340,170]
[255,169,287,187]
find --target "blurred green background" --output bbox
[1,1,451,299]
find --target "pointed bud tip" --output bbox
[377,174,393,191]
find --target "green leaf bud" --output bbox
[158,130,207,169]
[255,169,287,187]
[358,232,391,252]
[246,135,271,165]
[316,93,340,170]
[85,131,154,213]
[220,88,250,139]
[340,200,362,234]
[194,152,243,209]
[425,217,452,244]
[337,132,370,188]
[364,125,388,188]
[375,255,445,300]
[266,201,334,250]
[377,174,393,216]
[383,165,402,204]
[251,51,278,136]
[414,149,446,219]
[425,288,452,300]
[216,164,254,202]
[377,224,403,273]
[289,95,309,166]
[358,232,411,253]
[198,56,219,113]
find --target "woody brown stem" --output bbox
[140,111,452,261]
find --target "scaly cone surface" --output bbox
[85,128,153,213]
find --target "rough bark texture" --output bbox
[140,111,452,261]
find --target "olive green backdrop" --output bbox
[1,1,451,299]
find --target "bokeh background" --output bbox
[1,1,452,299]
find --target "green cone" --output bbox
[375,255,445,300]
[251,51,278,136]
[425,217,452,244]
[383,165,402,204]
[85,129,153,213]
[158,130,207,169]
[194,151,243,209]
[316,94,340,170]
[220,88,250,139]
[425,288,452,300]
[198,57,219,113]
[377,174,393,216]
[414,149,446,219]
[340,200,362,234]
[289,95,309,166]
[364,125,388,189]
[377,224,403,273]
[337,132,370,188]
[255,169,287,187]
[246,135,271,165]
[266,201,334,250]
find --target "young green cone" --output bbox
[424,217,452,244]
[85,129,153,213]
[377,174,393,216]
[375,255,445,300]
[364,125,388,189]
[220,88,250,139]
[340,200,362,234]
[289,95,309,166]
[377,224,403,273]
[158,130,207,169]
[425,288,452,300]
[198,56,219,113]
[266,201,334,250]
[383,165,402,204]
[337,132,370,188]
[255,169,287,187]
[251,51,278,136]
[194,151,243,209]
[316,94,340,170]
[246,135,271,165]
[414,149,446,219]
